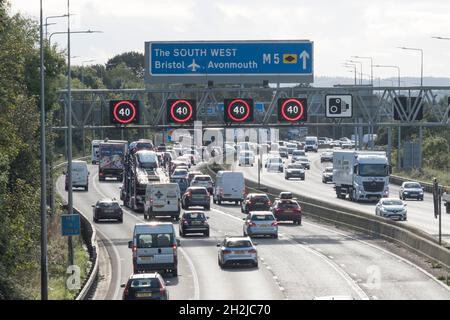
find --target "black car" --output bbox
[179,211,210,237]
[92,199,123,223]
[182,187,211,210]
[241,193,271,214]
[121,273,168,300]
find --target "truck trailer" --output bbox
[121,149,162,212]
[333,150,390,202]
[98,140,128,181]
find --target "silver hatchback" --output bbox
[217,236,258,268]
[243,211,278,238]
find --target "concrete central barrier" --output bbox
[202,163,450,270]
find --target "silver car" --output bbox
[217,236,258,268]
[243,211,278,238]
[375,198,407,221]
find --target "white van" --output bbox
[128,222,180,276]
[91,140,101,164]
[144,183,181,221]
[213,171,245,205]
[65,160,89,191]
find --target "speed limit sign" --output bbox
[277,98,307,122]
[109,100,140,125]
[224,98,254,123]
[167,99,196,123]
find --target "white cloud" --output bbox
[9,0,450,79]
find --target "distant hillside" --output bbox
[312,76,450,88]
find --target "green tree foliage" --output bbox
[106,51,144,78]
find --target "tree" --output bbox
[106,51,145,79]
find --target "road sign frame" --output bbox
[167,99,197,123]
[61,214,81,237]
[110,100,140,125]
[145,40,314,84]
[224,98,254,123]
[277,98,307,122]
[325,94,353,119]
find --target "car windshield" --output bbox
[279,147,287,152]
[136,233,174,248]
[98,202,120,209]
[325,167,333,172]
[298,157,309,161]
[129,278,161,289]
[383,200,403,206]
[252,195,269,201]
[184,212,206,220]
[293,151,304,156]
[226,240,253,248]
[174,169,188,175]
[251,214,274,221]
[404,183,421,189]
[136,143,153,150]
[288,164,303,169]
[277,201,300,209]
[359,164,389,177]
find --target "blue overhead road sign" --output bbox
[145,40,313,84]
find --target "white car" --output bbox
[238,150,255,166]
[190,175,214,193]
[266,157,284,172]
[375,198,407,221]
[291,149,307,162]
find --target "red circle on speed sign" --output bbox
[227,99,251,122]
[170,100,194,123]
[113,100,137,124]
[281,98,305,121]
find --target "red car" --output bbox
[271,199,302,225]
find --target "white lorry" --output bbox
[333,150,390,202]
[304,136,318,152]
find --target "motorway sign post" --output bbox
[145,40,313,84]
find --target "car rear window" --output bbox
[184,212,206,220]
[136,233,174,248]
[194,176,212,182]
[191,188,208,195]
[251,214,274,221]
[226,240,252,248]
[174,169,188,175]
[288,164,303,169]
[277,201,300,209]
[252,195,269,201]
[98,202,120,209]
[404,183,421,189]
[129,278,161,289]
[383,200,403,206]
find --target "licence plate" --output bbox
[259,224,270,227]
[235,250,245,254]
[191,221,202,225]
[105,209,114,213]
[224,194,231,196]
[140,256,153,262]
[136,292,152,298]
[154,205,164,208]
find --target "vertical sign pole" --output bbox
[439,185,442,245]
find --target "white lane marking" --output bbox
[56,177,122,300]
[211,207,369,300]
[303,220,450,292]
[92,171,201,300]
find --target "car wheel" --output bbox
[93,216,98,223]
[205,205,210,211]
[218,198,222,205]
[253,261,259,268]
[65,185,68,191]
[85,185,89,191]
[204,231,210,237]
[172,269,178,277]
[218,257,224,268]
[118,217,123,223]
[273,234,278,239]
[180,230,184,237]
[285,176,289,180]
[420,197,424,201]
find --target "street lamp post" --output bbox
[373,65,401,87]
[45,13,69,38]
[342,63,357,85]
[346,60,363,85]
[352,56,373,85]
[48,29,103,47]
[398,47,423,87]
[39,0,48,301]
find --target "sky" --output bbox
[9,0,450,82]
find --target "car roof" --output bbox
[183,211,206,215]
[128,273,160,280]
[248,193,268,196]
[98,198,118,203]
[225,236,252,241]
[381,198,403,202]
[188,186,208,190]
[249,211,273,215]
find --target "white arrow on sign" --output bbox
[299,50,310,70]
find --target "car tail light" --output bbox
[219,187,224,195]
[183,219,188,225]
[99,172,104,176]
[173,244,177,256]
[267,200,272,206]
[159,288,166,296]
[271,221,278,226]
[132,245,137,253]
[274,208,282,214]
[123,286,129,299]
[223,250,231,255]
[248,249,257,254]
[202,220,208,225]
[248,222,256,227]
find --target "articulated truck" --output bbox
[333,150,390,202]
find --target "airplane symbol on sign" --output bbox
[188,59,200,72]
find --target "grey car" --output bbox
[217,236,258,268]
[92,199,123,223]
[243,211,278,238]
[399,182,424,201]
[294,156,310,170]
[182,187,211,210]
[285,163,305,180]
[375,198,407,221]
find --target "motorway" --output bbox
[236,151,450,243]
[56,164,450,300]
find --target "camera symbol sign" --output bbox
[325,95,353,118]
